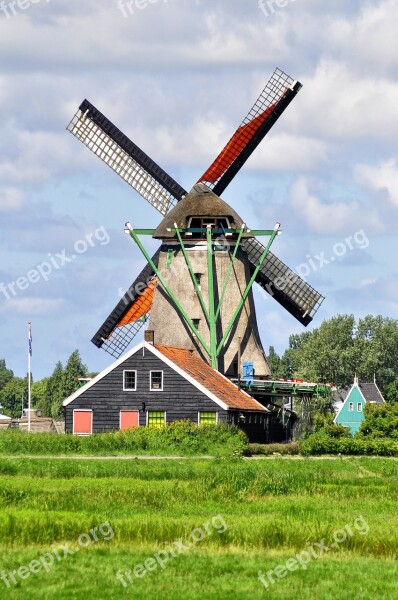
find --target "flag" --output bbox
[28,322,32,357]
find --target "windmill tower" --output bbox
[67,68,324,377]
[125,183,279,377]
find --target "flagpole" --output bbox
[28,322,31,433]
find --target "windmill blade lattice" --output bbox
[67,99,187,215]
[91,250,160,357]
[197,69,302,196]
[245,238,324,324]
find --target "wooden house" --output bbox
[63,341,271,442]
[334,376,385,435]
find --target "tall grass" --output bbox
[0,458,398,557]
[1,457,398,599]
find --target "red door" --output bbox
[73,410,93,435]
[120,411,139,430]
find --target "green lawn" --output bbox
[0,457,397,599]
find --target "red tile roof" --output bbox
[155,345,267,412]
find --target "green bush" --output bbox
[244,442,300,456]
[0,421,248,457]
[300,431,398,456]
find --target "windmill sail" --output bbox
[91,250,160,357]
[245,238,324,325]
[197,69,302,196]
[67,100,187,215]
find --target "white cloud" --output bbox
[0,187,27,212]
[327,0,398,74]
[356,157,398,207]
[336,275,398,316]
[256,307,307,356]
[289,60,398,141]
[289,177,383,235]
[246,133,329,172]
[0,125,88,185]
[0,297,68,316]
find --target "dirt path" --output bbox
[0,454,397,460]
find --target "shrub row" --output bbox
[245,442,300,456]
[300,432,398,456]
[0,421,248,456]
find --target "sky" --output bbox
[0,0,398,379]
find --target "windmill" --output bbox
[67,68,324,377]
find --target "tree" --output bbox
[0,359,14,391]
[267,346,282,378]
[49,351,88,418]
[360,402,398,438]
[0,377,28,418]
[62,350,88,398]
[353,316,398,392]
[385,378,398,404]
[294,315,356,386]
[280,314,398,398]
[32,378,50,413]
[44,361,64,418]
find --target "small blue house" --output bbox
[334,377,385,435]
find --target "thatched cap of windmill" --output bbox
[153,184,252,239]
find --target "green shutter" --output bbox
[199,412,217,425]
[148,411,165,428]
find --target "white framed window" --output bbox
[123,370,137,391]
[357,403,363,412]
[349,402,354,412]
[150,371,163,391]
[198,412,218,425]
[147,411,166,427]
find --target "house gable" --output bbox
[63,341,266,412]
[334,383,366,434]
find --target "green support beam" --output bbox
[175,226,210,324]
[127,229,156,235]
[125,226,211,357]
[216,225,280,355]
[206,226,218,369]
[215,225,246,321]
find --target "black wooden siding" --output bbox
[65,350,229,434]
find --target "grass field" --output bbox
[1,457,398,599]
